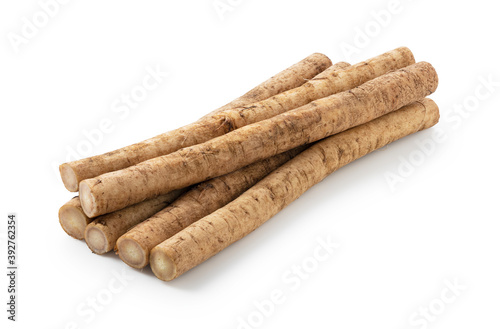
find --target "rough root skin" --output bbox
[199,53,333,119]
[150,99,440,281]
[215,47,413,133]
[80,62,439,217]
[59,53,333,191]
[116,146,306,268]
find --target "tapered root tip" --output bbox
[415,61,439,93]
[79,181,96,217]
[60,164,79,192]
[59,205,88,240]
[398,46,415,64]
[116,238,148,269]
[85,226,109,254]
[419,98,440,129]
[150,248,176,281]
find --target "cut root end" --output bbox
[150,249,176,281]
[85,226,109,254]
[79,182,96,217]
[59,205,89,240]
[60,164,79,192]
[116,238,148,269]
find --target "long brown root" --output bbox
[80,62,438,217]
[150,99,440,281]
[116,146,307,268]
[59,53,333,192]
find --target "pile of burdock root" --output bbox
[58,47,439,281]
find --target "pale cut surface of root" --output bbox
[58,197,91,240]
[79,181,96,218]
[59,206,88,240]
[116,238,147,268]
[85,227,109,255]
[59,163,79,192]
[150,249,176,281]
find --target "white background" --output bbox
[1,0,499,328]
